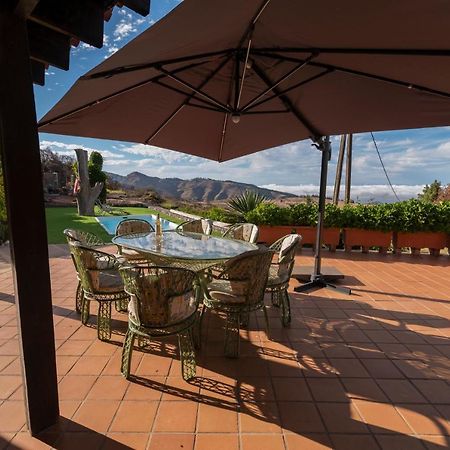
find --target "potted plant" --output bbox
[392,200,449,256]
[342,204,393,253]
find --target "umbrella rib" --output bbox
[237,0,272,49]
[259,51,450,99]
[251,61,320,139]
[82,49,232,80]
[144,53,234,144]
[241,53,317,112]
[249,68,333,110]
[38,60,211,129]
[154,66,231,112]
[253,47,450,57]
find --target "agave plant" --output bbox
[227,190,268,217]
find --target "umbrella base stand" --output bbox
[294,273,352,295]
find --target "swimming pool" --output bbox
[96,214,177,235]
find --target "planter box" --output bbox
[395,231,448,256]
[258,225,340,251]
[344,228,392,254]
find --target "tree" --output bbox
[418,180,441,203]
[88,151,107,202]
[74,149,104,216]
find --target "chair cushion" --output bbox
[266,265,288,287]
[91,270,124,293]
[207,279,247,304]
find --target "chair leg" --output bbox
[75,282,84,313]
[115,296,129,313]
[193,305,205,350]
[97,301,112,341]
[121,330,135,379]
[263,305,271,340]
[280,288,291,327]
[81,296,91,325]
[271,290,280,307]
[224,312,240,358]
[240,311,250,328]
[178,330,196,380]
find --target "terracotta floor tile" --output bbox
[0,356,15,372]
[135,353,173,377]
[241,434,285,450]
[239,377,275,402]
[161,376,201,401]
[328,358,370,378]
[278,402,325,433]
[375,434,429,450]
[354,399,413,434]
[153,401,197,432]
[123,378,164,401]
[393,360,440,379]
[412,380,450,404]
[240,401,281,433]
[396,403,450,435]
[361,358,405,378]
[56,339,92,356]
[195,433,238,450]
[341,378,389,402]
[377,379,427,403]
[86,375,129,400]
[70,400,119,432]
[58,375,97,400]
[284,433,332,449]
[68,355,110,375]
[330,434,379,450]
[307,378,348,402]
[53,431,105,450]
[84,340,118,356]
[272,377,312,401]
[197,403,238,432]
[59,400,82,419]
[317,402,368,433]
[0,400,26,432]
[103,433,150,450]
[0,375,21,399]
[109,400,158,432]
[56,356,79,376]
[421,435,450,449]
[7,432,55,449]
[147,433,194,450]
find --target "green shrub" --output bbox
[289,202,318,226]
[227,190,267,218]
[245,203,290,225]
[205,207,240,224]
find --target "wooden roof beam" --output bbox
[119,0,150,16]
[29,0,105,48]
[30,59,46,85]
[27,20,70,69]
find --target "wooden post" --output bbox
[332,134,346,205]
[345,133,353,204]
[0,10,59,434]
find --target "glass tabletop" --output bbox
[112,231,258,261]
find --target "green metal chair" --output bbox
[222,223,259,244]
[68,241,129,341]
[202,248,274,358]
[266,234,301,327]
[119,265,201,380]
[176,218,213,235]
[115,219,154,263]
[64,228,106,313]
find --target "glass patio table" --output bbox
[112,230,258,271]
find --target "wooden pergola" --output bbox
[0,0,150,435]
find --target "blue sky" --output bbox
[35,0,450,202]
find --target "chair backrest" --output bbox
[218,248,274,306]
[115,219,154,236]
[64,228,104,247]
[119,265,199,327]
[176,218,212,235]
[222,223,259,244]
[68,241,120,295]
[270,234,301,282]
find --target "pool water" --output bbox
[96,214,177,235]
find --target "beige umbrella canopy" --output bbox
[39,0,450,162]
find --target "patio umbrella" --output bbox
[39,0,450,292]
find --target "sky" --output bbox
[35,0,450,203]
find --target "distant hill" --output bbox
[106,172,297,202]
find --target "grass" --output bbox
[45,206,182,244]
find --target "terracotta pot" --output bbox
[258,225,340,250]
[344,228,392,254]
[395,231,448,256]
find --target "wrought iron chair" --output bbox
[176,218,213,235]
[115,218,155,263]
[64,228,106,313]
[68,241,129,341]
[202,248,274,357]
[119,265,201,380]
[222,223,259,244]
[266,234,301,327]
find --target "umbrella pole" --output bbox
[295,136,351,295]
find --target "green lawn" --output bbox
[45,206,182,244]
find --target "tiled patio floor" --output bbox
[0,249,449,449]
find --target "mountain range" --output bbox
[106,171,297,202]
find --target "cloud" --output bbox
[114,21,137,41]
[40,140,124,159]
